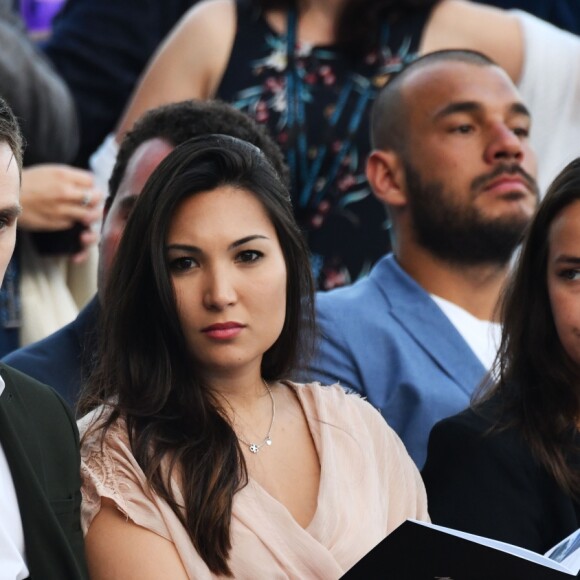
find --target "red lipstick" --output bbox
[201,322,245,340]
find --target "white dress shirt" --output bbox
[0,377,29,580]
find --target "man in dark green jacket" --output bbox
[0,96,87,579]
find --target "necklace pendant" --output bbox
[237,379,275,455]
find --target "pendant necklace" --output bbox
[236,379,275,454]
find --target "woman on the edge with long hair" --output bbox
[423,158,580,554]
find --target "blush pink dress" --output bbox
[79,382,429,578]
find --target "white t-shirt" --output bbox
[513,9,580,195]
[431,295,501,371]
[0,377,29,580]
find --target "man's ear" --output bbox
[366,150,407,207]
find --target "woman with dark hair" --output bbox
[422,157,580,554]
[78,134,427,578]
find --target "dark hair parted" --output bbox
[79,135,315,575]
[0,97,23,176]
[479,157,580,499]
[255,0,437,57]
[370,49,497,152]
[108,99,289,210]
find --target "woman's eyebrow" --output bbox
[229,235,269,250]
[166,235,270,254]
[554,255,580,265]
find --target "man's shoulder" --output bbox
[2,324,79,400]
[315,254,442,338]
[0,363,71,413]
[10,328,72,366]
[0,363,79,463]
[317,255,391,313]
[2,298,98,403]
[4,312,80,367]
[2,361,53,390]
[317,254,430,313]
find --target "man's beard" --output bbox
[404,160,537,267]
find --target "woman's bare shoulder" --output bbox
[180,0,236,32]
[117,0,237,133]
[158,0,237,97]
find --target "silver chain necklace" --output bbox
[236,380,275,454]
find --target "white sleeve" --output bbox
[89,133,119,197]
[513,9,580,195]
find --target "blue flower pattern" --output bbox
[220,6,422,289]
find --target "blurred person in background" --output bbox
[42,0,197,168]
[0,0,103,356]
[476,0,580,34]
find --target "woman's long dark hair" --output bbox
[78,135,315,575]
[257,0,438,57]
[478,158,580,498]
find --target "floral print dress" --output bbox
[217,0,430,289]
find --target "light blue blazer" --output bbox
[306,253,487,468]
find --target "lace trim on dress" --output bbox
[80,418,135,532]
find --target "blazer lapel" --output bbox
[0,372,82,578]
[372,255,487,397]
[0,378,45,483]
